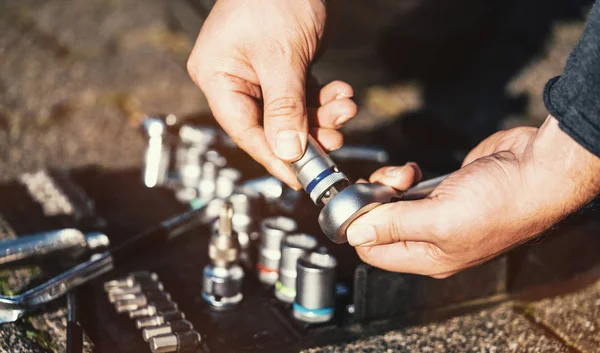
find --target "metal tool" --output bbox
[136,310,185,329]
[107,282,165,303]
[129,300,179,319]
[115,291,171,313]
[142,319,194,341]
[0,229,109,266]
[275,233,318,303]
[104,271,159,291]
[66,291,83,353]
[290,135,448,243]
[330,145,390,164]
[149,330,201,353]
[293,250,337,323]
[142,117,172,188]
[0,204,214,324]
[215,168,242,199]
[257,216,298,285]
[229,193,254,250]
[239,176,303,215]
[202,202,244,308]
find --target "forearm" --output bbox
[525,115,600,222]
[544,0,600,158]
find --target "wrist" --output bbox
[526,115,600,214]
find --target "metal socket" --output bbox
[103,272,159,292]
[114,291,171,313]
[257,217,298,284]
[136,310,185,329]
[149,330,201,353]
[294,251,337,323]
[142,319,193,341]
[275,234,318,303]
[128,300,178,319]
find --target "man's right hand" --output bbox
[187,0,357,189]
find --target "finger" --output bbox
[319,80,354,104]
[201,76,301,189]
[308,98,357,129]
[368,163,423,191]
[345,198,441,247]
[255,59,309,162]
[355,242,446,276]
[310,128,343,152]
[307,80,353,106]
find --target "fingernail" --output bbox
[347,224,377,246]
[384,166,406,178]
[275,130,302,160]
[334,115,352,127]
[335,93,351,100]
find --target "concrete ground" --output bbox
[0,0,598,352]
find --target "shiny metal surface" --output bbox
[330,145,390,164]
[203,202,244,308]
[136,310,185,329]
[142,118,171,188]
[0,229,109,265]
[129,300,178,318]
[319,183,398,243]
[215,168,242,199]
[290,136,349,205]
[149,331,201,353]
[275,234,318,303]
[318,175,448,243]
[257,217,298,284]
[142,319,193,341]
[294,251,337,323]
[201,265,244,308]
[0,204,214,324]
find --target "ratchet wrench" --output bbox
[0,203,215,324]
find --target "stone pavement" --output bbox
[0,0,599,352]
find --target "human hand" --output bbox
[347,116,600,278]
[187,0,357,189]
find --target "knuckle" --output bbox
[186,57,197,82]
[265,96,306,121]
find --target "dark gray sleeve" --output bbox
[543,1,600,157]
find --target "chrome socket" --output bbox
[107,281,164,303]
[142,319,193,342]
[136,310,185,329]
[215,168,242,199]
[149,330,201,353]
[203,202,245,309]
[115,291,171,313]
[294,250,337,323]
[257,216,298,285]
[141,118,172,189]
[275,234,318,303]
[129,300,178,319]
[290,135,349,205]
[104,272,159,292]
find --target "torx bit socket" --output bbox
[136,310,185,329]
[149,330,201,353]
[142,319,193,341]
[114,291,171,313]
[129,300,179,319]
[103,272,159,291]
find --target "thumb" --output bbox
[257,59,309,162]
[345,198,440,247]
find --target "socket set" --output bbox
[104,271,202,353]
[0,114,596,353]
